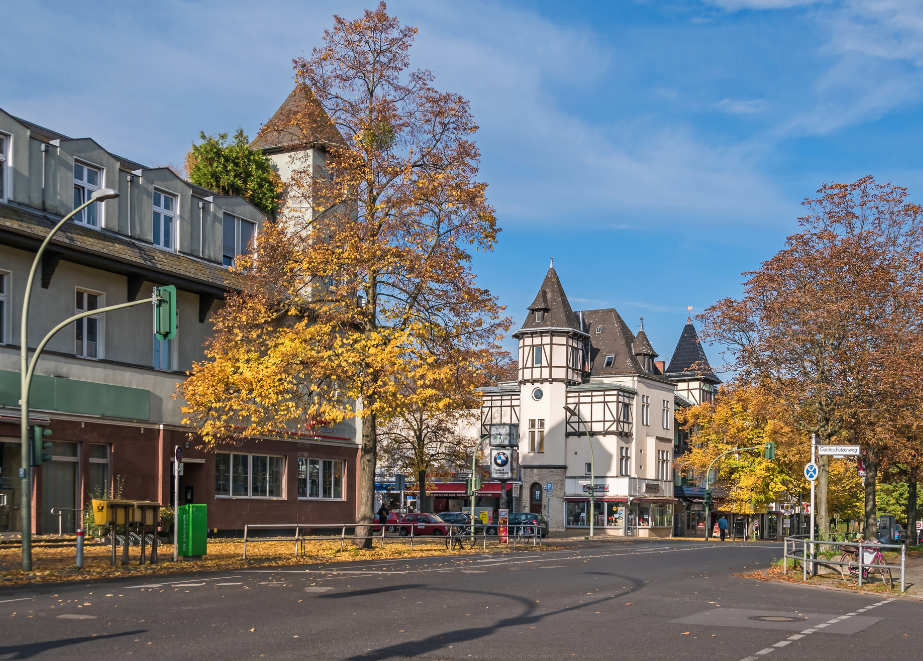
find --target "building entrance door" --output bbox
[41,442,79,534]
[529,483,542,514]
[626,506,636,536]
[0,440,23,533]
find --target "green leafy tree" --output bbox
[185,128,282,215]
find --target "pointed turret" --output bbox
[632,318,658,374]
[519,263,581,332]
[665,321,719,382]
[249,83,348,155]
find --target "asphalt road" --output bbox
[0,540,919,660]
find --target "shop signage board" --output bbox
[817,445,860,457]
[490,448,513,479]
[644,483,660,493]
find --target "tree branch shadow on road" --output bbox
[342,575,644,660]
[0,629,145,659]
[320,583,421,599]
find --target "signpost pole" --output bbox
[810,433,816,576]
[174,445,182,562]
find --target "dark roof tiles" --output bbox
[632,329,657,357]
[665,322,720,383]
[518,266,582,332]
[250,84,349,153]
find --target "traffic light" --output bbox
[704,490,713,508]
[765,441,775,460]
[30,426,52,466]
[153,285,177,340]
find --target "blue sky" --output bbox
[6,0,923,370]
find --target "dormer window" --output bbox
[596,326,602,334]
[535,310,544,323]
[604,355,614,368]
[153,190,176,251]
[73,161,102,227]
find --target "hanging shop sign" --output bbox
[490,448,514,479]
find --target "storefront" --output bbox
[564,498,676,537]
[406,481,520,517]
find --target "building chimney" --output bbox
[654,360,665,374]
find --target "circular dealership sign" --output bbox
[493,451,510,467]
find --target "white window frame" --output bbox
[152,188,177,251]
[222,212,257,266]
[641,395,650,426]
[529,419,545,453]
[215,452,285,500]
[75,288,103,359]
[73,160,103,228]
[296,457,346,500]
[584,463,592,476]
[657,450,671,481]
[662,399,671,430]
[603,355,614,368]
[0,270,9,345]
[0,132,9,203]
[619,446,630,476]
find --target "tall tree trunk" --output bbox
[907,477,917,547]
[356,412,377,549]
[418,469,427,514]
[863,449,878,542]
[817,454,830,540]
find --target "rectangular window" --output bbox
[585,462,592,475]
[533,346,542,366]
[222,213,256,266]
[641,395,650,426]
[620,402,631,422]
[216,453,285,498]
[534,310,542,323]
[619,446,630,475]
[152,190,176,250]
[153,335,172,371]
[0,133,8,202]
[73,161,101,227]
[604,355,614,368]
[297,458,344,499]
[662,400,671,430]
[658,450,671,481]
[88,444,109,497]
[75,289,101,358]
[529,419,544,453]
[0,271,8,345]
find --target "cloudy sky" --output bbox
[6,0,923,368]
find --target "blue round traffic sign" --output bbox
[804,462,818,481]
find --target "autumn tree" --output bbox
[699,177,923,540]
[180,3,509,547]
[185,128,283,215]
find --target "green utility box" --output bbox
[177,504,207,557]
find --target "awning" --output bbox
[405,481,519,497]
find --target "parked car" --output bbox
[438,512,485,534]
[372,513,402,534]
[398,513,449,536]
[486,512,549,538]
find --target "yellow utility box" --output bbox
[132,501,161,526]
[91,499,135,525]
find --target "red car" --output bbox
[372,513,402,533]
[398,513,448,536]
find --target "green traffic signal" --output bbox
[154,285,177,340]
[30,426,53,466]
[704,490,713,507]
[765,441,775,460]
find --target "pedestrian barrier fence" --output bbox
[241,522,543,559]
[783,535,906,592]
[49,507,84,537]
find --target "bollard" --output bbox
[76,528,84,569]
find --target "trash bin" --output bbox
[91,499,135,525]
[177,504,207,557]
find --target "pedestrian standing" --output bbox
[718,515,728,542]
[377,502,389,527]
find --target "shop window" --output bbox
[606,503,624,528]
[567,501,587,527]
[297,458,344,500]
[216,452,284,499]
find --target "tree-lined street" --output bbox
[0,541,918,660]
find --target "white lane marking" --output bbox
[773,641,791,647]
[0,597,34,604]
[58,614,97,619]
[787,635,804,641]
[755,648,775,655]
[172,583,205,587]
[304,586,334,592]
[216,583,241,586]
[127,585,164,589]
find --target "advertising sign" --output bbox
[499,508,509,545]
[490,448,513,479]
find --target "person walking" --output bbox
[718,515,728,542]
[377,502,389,527]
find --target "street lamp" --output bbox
[564,405,596,538]
[19,188,119,570]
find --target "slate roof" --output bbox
[632,329,657,357]
[249,84,349,154]
[581,308,650,377]
[665,321,721,383]
[13,116,150,173]
[0,203,243,296]
[516,265,582,333]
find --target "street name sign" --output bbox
[817,445,860,457]
[804,462,818,481]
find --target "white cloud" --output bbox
[706,0,827,10]
[716,98,764,114]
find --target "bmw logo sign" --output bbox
[493,451,510,467]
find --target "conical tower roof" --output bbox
[665,321,719,382]
[632,328,657,357]
[250,83,348,154]
[518,263,581,333]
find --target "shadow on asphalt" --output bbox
[343,575,644,660]
[320,584,421,599]
[0,629,145,659]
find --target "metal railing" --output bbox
[49,507,84,537]
[783,535,907,592]
[240,522,544,559]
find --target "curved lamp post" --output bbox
[19,188,119,570]
[564,405,596,538]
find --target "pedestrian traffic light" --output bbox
[153,285,177,340]
[704,490,713,507]
[765,441,775,460]
[30,426,52,466]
